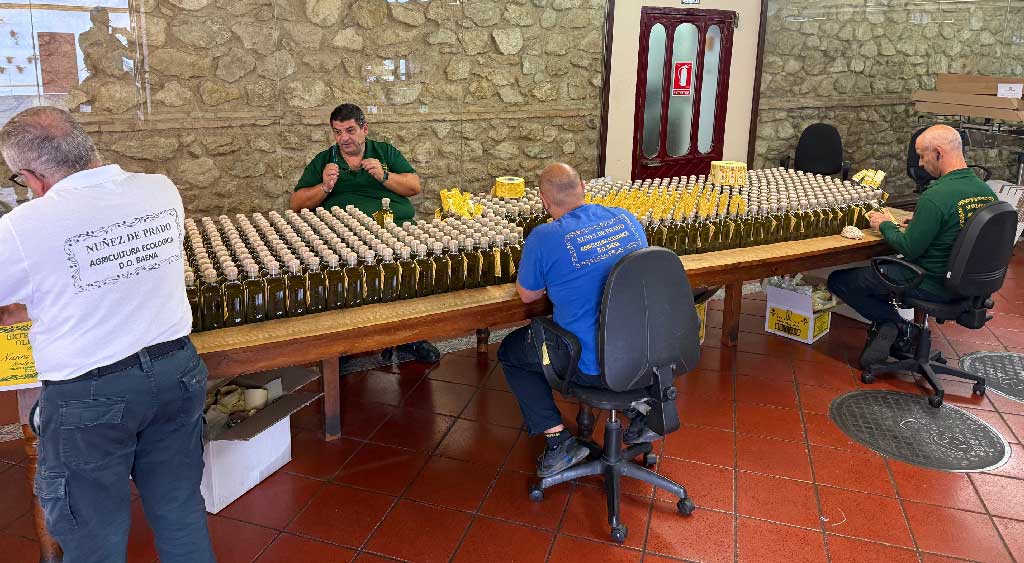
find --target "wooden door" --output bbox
[632,8,736,180]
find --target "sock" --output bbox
[544,429,571,450]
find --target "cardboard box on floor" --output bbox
[763,276,834,344]
[201,366,322,514]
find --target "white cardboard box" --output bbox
[200,416,291,514]
[988,181,1024,242]
[764,284,832,344]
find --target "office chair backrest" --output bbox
[946,200,1017,299]
[793,123,844,176]
[907,127,936,192]
[598,247,701,392]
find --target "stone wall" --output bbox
[5,0,608,217]
[753,0,1024,195]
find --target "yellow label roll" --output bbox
[710,161,748,187]
[494,176,526,198]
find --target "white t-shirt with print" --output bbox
[0,164,191,382]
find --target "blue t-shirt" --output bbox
[518,204,648,375]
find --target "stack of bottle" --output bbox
[183,199,526,332]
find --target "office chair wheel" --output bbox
[677,497,696,516]
[528,485,544,502]
[610,524,628,543]
[972,382,986,396]
[860,372,876,384]
[643,453,658,467]
[928,394,943,408]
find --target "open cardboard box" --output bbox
[201,367,322,513]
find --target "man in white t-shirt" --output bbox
[0,107,215,563]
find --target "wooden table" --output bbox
[13,230,890,562]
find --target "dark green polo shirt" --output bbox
[879,168,997,297]
[295,139,416,221]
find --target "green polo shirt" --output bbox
[295,139,416,221]
[879,168,997,298]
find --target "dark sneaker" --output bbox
[537,437,589,478]
[397,340,441,364]
[859,323,898,369]
[624,416,663,444]
[891,323,921,358]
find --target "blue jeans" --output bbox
[498,325,603,436]
[827,265,950,325]
[35,340,215,563]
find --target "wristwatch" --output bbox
[381,169,389,183]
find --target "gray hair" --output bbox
[539,162,583,207]
[0,106,99,183]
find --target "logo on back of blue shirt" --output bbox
[563,213,644,269]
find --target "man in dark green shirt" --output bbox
[828,125,997,367]
[291,103,420,221]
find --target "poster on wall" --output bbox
[672,61,693,96]
[1,322,40,391]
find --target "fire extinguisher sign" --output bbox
[672,61,693,96]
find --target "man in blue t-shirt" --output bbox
[498,162,648,478]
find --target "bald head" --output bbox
[914,124,967,179]
[538,163,584,212]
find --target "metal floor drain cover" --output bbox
[959,352,1024,403]
[830,390,1009,472]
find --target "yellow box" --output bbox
[0,322,40,390]
[696,302,707,345]
[764,285,831,344]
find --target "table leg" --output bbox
[722,282,743,347]
[476,328,490,355]
[320,358,341,441]
[17,389,63,562]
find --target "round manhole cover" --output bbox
[829,390,1009,472]
[959,352,1024,403]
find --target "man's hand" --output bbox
[360,158,386,182]
[322,163,340,192]
[867,211,890,231]
[0,304,29,326]
[901,214,913,227]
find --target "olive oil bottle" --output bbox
[285,260,307,317]
[414,244,435,297]
[494,235,515,284]
[242,262,268,324]
[447,240,467,291]
[463,238,483,289]
[265,262,288,320]
[363,250,383,304]
[344,253,365,307]
[431,242,451,294]
[372,197,395,226]
[479,236,497,286]
[325,254,346,310]
[200,269,224,331]
[185,271,202,332]
[380,248,401,302]
[305,256,326,313]
[398,246,419,299]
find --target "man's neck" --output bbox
[549,201,584,220]
[939,158,969,177]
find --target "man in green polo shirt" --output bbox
[292,103,439,363]
[827,125,997,367]
[291,103,420,221]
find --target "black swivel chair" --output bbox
[907,126,992,193]
[781,123,852,180]
[861,201,1018,407]
[527,247,701,543]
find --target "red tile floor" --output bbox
[1,248,1023,562]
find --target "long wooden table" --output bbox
[14,230,890,562]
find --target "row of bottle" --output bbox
[186,235,522,332]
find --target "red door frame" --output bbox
[631,7,737,180]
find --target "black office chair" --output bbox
[527,247,701,543]
[781,123,851,180]
[861,201,1018,407]
[907,126,992,193]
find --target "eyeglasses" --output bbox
[8,169,39,188]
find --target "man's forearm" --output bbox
[383,173,421,197]
[290,185,329,211]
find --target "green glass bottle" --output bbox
[398,246,419,299]
[463,238,483,289]
[325,254,346,310]
[494,235,515,284]
[363,250,383,304]
[506,232,523,280]
[242,262,268,324]
[479,235,498,286]
[343,253,365,308]
[414,244,435,297]
[431,242,452,294]
[447,239,467,291]
[200,269,224,331]
[305,256,326,314]
[265,261,288,320]
[380,248,401,302]
[185,271,202,332]
[285,260,307,317]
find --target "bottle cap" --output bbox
[203,269,219,284]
